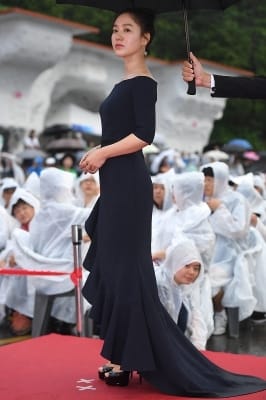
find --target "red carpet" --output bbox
[0,334,265,400]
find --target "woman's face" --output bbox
[174,262,201,285]
[112,13,149,58]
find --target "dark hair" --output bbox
[61,152,76,165]
[12,199,29,215]
[202,167,214,177]
[114,8,156,53]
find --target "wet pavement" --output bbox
[1,316,266,355]
[0,319,266,356]
[207,318,266,357]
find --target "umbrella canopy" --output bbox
[203,149,229,161]
[57,0,239,14]
[223,138,253,152]
[17,148,47,160]
[45,138,87,152]
[56,0,240,94]
[42,124,71,136]
[243,151,260,161]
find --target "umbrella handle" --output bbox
[187,56,196,95]
[182,1,196,95]
[187,78,196,95]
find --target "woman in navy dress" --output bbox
[79,8,266,397]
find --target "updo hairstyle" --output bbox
[114,8,156,54]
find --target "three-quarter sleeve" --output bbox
[132,77,157,144]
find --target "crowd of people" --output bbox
[151,157,266,349]
[0,144,265,344]
[0,159,100,336]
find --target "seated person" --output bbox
[0,188,40,335]
[151,174,174,260]
[201,162,256,335]
[74,172,100,261]
[155,237,208,350]
[0,177,19,209]
[12,167,90,332]
[152,171,215,338]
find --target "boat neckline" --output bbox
[116,76,157,85]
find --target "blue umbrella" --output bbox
[223,138,253,152]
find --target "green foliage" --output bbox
[1,0,266,149]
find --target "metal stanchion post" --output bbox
[71,224,84,337]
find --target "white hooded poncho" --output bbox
[202,162,256,320]
[154,171,215,336]
[12,168,90,323]
[0,188,40,315]
[155,236,208,350]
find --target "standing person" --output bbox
[23,130,41,149]
[79,8,266,397]
[182,52,266,99]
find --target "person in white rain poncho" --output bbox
[0,177,19,208]
[235,182,266,316]
[74,171,100,209]
[152,171,215,337]
[23,171,40,200]
[0,204,12,251]
[155,237,208,350]
[151,173,174,258]
[201,162,256,335]
[12,167,90,327]
[236,179,266,240]
[0,188,40,335]
[74,172,100,261]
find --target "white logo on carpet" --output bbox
[76,378,96,391]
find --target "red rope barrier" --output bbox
[0,268,83,287]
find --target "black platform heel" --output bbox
[98,364,114,380]
[105,370,130,386]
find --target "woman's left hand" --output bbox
[79,147,106,174]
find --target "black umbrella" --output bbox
[18,148,47,160]
[56,0,240,95]
[45,138,87,152]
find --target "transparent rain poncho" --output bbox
[151,173,175,254]
[155,236,208,349]
[201,162,256,320]
[236,182,266,311]
[154,171,215,337]
[0,188,40,316]
[12,168,90,323]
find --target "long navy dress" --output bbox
[82,76,266,397]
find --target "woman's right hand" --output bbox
[79,145,105,174]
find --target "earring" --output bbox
[144,50,148,57]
